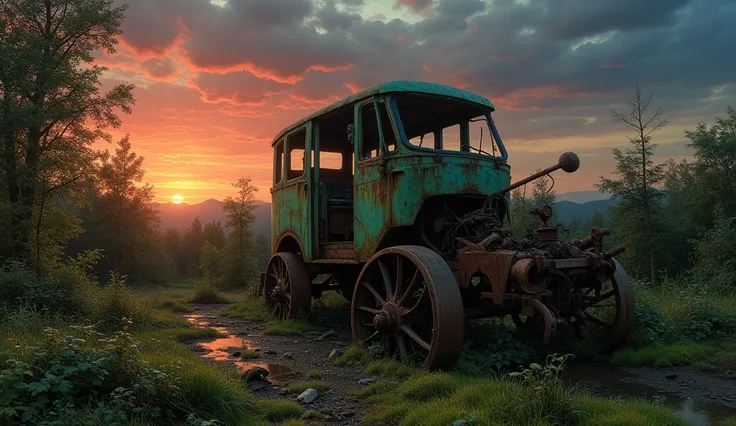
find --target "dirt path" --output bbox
[184,303,366,424]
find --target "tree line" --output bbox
[0,0,263,288]
[511,83,736,291]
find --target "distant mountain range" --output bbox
[154,191,619,238]
[154,199,271,238]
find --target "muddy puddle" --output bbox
[568,361,736,425]
[184,313,298,383]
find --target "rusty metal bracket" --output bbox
[457,249,516,304]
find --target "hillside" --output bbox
[553,198,619,223]
[155,199,271,238]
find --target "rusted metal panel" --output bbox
[457,250,516,304]
[270,123,314,261]
[353,156,390,262]
[320,242,354,260]
[387,154,511,229]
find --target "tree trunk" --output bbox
[35,191,46,274]
[650,250,656,284]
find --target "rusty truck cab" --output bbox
[265,81,633,369]
[270,80,511,266]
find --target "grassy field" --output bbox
[3,272,733,425]
[0,278,287,425]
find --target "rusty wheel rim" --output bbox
[577,259,635,352]
[351,245,464,370]
[264,253,311,320]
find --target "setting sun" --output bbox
[172,194,184,204]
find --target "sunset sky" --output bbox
[98,0,736,204]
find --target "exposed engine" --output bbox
[422,152,628,348]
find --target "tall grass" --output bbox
[611,277,736,372]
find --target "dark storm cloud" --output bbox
[314,0,362,31]
[115,0,736,142]
[538,0,691,40]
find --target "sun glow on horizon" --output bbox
[172,194,184,204]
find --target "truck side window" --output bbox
[360,102,379,160]
[274,140,284,184]
[378,102,397,153]
[286,127,307,179]
[360,100,396,159]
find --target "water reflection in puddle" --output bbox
[184,313,297,383]
[568,361,736,426]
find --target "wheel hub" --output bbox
[372,302,400,333]
[271,281,287,302]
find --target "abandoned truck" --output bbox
[260,80,634,370]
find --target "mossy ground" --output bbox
[353,359,689,426]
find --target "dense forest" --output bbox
[1,1,735,425]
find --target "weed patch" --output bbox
[332,344,371,366]
[305,370,321,379]
[365,359,416,379]
[612,342,716,367]
[221,296,271,322]
[156,298,195,313]
[263,320,312,336]
[240,349,261,359]
[256,399,304,422]
[188,282,230,304]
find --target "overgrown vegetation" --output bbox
[355,354,686,426]
[188,281,230,305]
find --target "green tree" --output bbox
[222,177,259,285]
[597,83,668,282]
[203,220,226,249]
[510,172,556,236]
[95,135,156,266]
[183,217,204,276]
[683,106,736,223]
[163,227,184,276]
[200,240,223,283]
[0,0,134,263]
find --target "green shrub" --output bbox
[0,321,188,424]
[188,282,229,304]
[628,299,675,347]
[505,353,578,425]
[0,259,98,318]
[456,319,539,375]
[95,272,149,331]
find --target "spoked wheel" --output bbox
[575,259,635,352]
[264,252,311,320]
[351,245,464,370]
